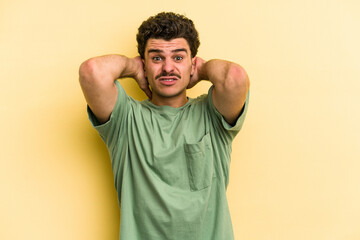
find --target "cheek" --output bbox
[185,64,193,76]
[145,64,160,76]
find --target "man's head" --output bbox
[136,12,200,59]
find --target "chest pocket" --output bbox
[185,133,214,191]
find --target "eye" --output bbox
[152,56,162,61]
[174,56,183,61]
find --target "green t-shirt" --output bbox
[88,81,249,240]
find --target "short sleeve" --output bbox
[207,86,250,138]
[87,81,130,148]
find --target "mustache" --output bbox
[155,72,181,80]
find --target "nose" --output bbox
[162,58,175,74]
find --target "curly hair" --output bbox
[136,12,200,59]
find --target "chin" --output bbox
[155,88,187,99]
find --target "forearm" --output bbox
[200,59,248,89]
[79,55,137,85]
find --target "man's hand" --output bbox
[187,57,207,89]
[130,56,152,99]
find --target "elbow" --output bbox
[79,58,99,84]
[225,64,250,94]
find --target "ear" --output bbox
[142,58,146,72]
[191,57,196,75]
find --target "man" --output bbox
[79,12,250,240]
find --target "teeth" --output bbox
[163,79,175,81]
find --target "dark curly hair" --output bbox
[136,12,200,59]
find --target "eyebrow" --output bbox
[147,48,188,54]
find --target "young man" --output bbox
[79,12,250,240]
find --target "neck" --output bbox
[151,93,188,108]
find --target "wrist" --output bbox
[192,57,209,81]
[198,61,209,81]
[121,56,140,79]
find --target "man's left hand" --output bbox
[187,57,207,89]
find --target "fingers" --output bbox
[137,78,152,99]
[142,85,152,99]
[187,76,200,89]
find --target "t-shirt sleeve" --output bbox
[87,80,130,149]
[207,85,250,139]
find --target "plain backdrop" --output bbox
[1,0,360,239]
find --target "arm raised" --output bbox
[189,57,250,125]
[79,55,151,124]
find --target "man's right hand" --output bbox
[130,56,152,99]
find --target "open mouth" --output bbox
[161,78,176,82]
[159,77,177,85]
[158,74,180,85]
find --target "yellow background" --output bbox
[1,0,360,239]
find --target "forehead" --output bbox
[145,38,190,54]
